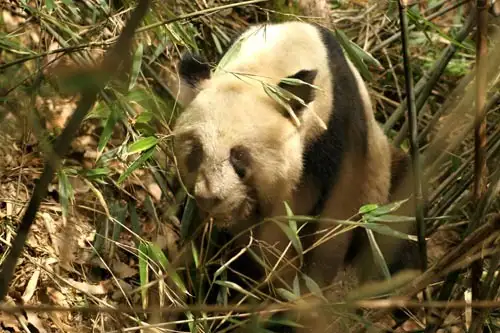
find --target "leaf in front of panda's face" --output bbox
[262,82,301,127]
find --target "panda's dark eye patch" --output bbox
[186,137,204,172]
[230,145,250,179]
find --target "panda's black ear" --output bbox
[278,69,318,115]
[179,52,211,87]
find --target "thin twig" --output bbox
[0,0,152,301]
[2,298,500,316]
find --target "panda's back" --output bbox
[218,22,330,81]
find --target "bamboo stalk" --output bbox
[397,0,427,273]
[469,0,490,330]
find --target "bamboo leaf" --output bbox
[57,169,74,218]
[365,229,391,280]
[284,201,297,233]
[361,222,417,241]
[138,242,149,306]
[367,199,409,217]
[147,241,189,295]
[334,29,372,81]
[293,273,301,297]
[302,274,326,301]
[270,219,303,267]
[117,147,155,184]
[214,280,260,300]
[126,136,158,155]
[98,106,121,153]
[128,42,144,91]
[276,288,299,301]
[358,203,379,215]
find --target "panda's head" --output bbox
[173,53,318,229]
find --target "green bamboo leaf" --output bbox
[211,32,223,55]
[138,242,149,304]
[348,40,383,69]
[278,77,320,89]
[82,167,110,179]
[284,201,297,233]
[147,242,189,295]
[334,29,372,81]
[293,273,301,297]
[366,215,415,223]
[361,222,417,241]
[358,203,379,215]
[270,219,303,267]
[135,110,153,124]
[247,248,271,271]
[190,241,200,268]
[214,280,260,300]
[117,147,155,184]
[126,136,158,155]
[365,229,391,280]
[57,169,74,218]
[128,43,143,91]
[276,288,299,302]
[149,35,171,64]
[216,34,244,73]
[367,199,409,217]
[302,274,326,301]
[262,83,300,127]
[98,106,121,153]
[45,0,55,10]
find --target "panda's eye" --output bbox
[230,145,250,179]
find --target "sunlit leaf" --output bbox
[147,241,189,295]
[138,242,150,306]
[57,169,74,218]
[271,219,303,267]
[97,106,121,153]
[302,274,326,301]
[276,288,298,301]
[126,136,158,155]
[334,29,372,81]
[117,147,155,184]
[128,43,143,91]
[214,280,260,300]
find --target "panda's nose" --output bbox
[194,193,222,212]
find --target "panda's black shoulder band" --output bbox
[179,52,211,87]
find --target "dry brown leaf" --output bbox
[112,260,138,279]
[0,311,21,332]
[26,311,48,333]
[66,278,110,295]
[147,182,162,202]
[47,287,69,307]
[21,268,40,303]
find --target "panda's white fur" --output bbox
[173,21,416,310]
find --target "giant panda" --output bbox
[171,21,419,332]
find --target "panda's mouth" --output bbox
[203,195,261,232]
